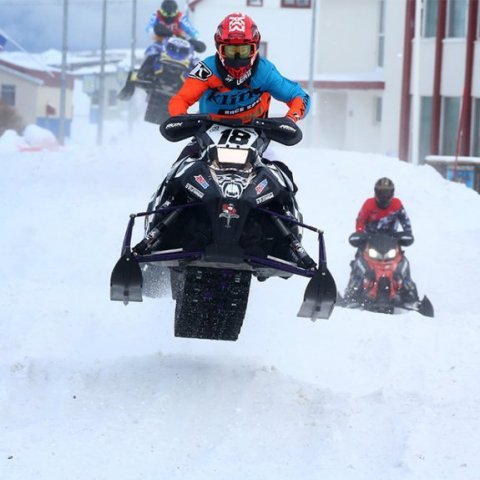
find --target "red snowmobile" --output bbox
[339,232,434,317]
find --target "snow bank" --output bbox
[0,129,29,153]
[21,125,59,151]
[0,125,59,153]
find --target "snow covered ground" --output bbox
[1,119,480,480]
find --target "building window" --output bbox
[281,0,311,8]
[247,0,263,6]
[108,89,117,107]
[91,91,99,106]
[258,41,268,58]
[441,97,461,155]
[423,0,438,37]
[377,0,385,67]
[478,5,480,38]
[472,98,480,157]
[1,84,15,106]
[419,97,433,163]
[447,0,467,38]
[374,97,383,124]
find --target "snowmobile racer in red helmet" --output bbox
[168,12,309,124]
[167,12,310,195]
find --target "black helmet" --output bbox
[374,177,394,208]
[160,0,178,23]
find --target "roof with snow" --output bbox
[0,52,74,88]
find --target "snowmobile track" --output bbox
[174,267,252,341]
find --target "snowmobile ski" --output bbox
[117,71,136,101]
[110,253,143,304]
[297,268,337,321]
[402,295,434,317]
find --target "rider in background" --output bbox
[146,0,206,53]
[343,177,421,306]
[135,0,205,82]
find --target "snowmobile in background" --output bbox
[118,36,199,125]
[338,232,434,317]
[110,115,337,341]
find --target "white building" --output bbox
[190,0,480,167]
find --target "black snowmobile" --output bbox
[110,115,337,341]
[118,36,199,125]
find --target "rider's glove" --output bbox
[395,232,414,246]
[286,112,300,123]
[189,39,206,53]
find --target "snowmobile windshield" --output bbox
[216,147,249,166]
[165,38,191,61]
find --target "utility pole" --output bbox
[59,0,68,145]
[411,0,422,165]
[97,0,107,146]
[307,0,318,146]
[128,0,137,133]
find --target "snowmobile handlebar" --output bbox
[349,231,414,248]
[160,114,303,146]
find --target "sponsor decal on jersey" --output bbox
[185,183,204,199]
[256,192,274,205]
[209,87,260,107]
[255,179,268,195]
[188,61,213,81]
[219,203,239,228]
[194,174,209,189]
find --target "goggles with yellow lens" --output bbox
[221,44,256,59]
[160,7,177,17]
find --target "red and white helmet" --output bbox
[214,12,261,80]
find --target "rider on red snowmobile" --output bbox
[343,177,421,307]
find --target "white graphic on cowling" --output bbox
[215,173,250,199]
